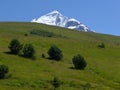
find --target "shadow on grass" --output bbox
[46,57,61,61]
[69,67,75,70]
[4,51,17,55]
[19,54,36,60]
[69,67,85,70]
[4,52,36,60]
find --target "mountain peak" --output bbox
[31,11,92,32]
[46,10,63,17]
[49,10,60,14]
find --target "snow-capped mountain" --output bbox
[31,10,92,32]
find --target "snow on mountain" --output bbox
[31,10,92,32]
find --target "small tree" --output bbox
[52,77,61,90]
[0,65,9,79]
[72,54,87,70]
[41,53,45,58]
[98,43,105,48]
[8,39,23,54]
[23,44,35,58]
[48,45,63,61]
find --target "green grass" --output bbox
[0,22,120,90]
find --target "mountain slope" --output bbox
[0,22,120,90]
[31,10,92,32]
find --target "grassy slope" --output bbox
[0,22,120,90]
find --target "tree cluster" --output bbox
[8,39,35,59]
[8,39,87,70]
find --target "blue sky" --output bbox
[0,0,120,36]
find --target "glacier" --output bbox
[31,10,92,32]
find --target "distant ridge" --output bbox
[31,10,93,32]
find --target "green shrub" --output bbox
[30,30,55,37]
[41,53,45,58]
[8,39,23,54]
[82,83,91,90]
[0,65,9,79]
[72,54,87,70]
[24,33,28,36]
[48,45,63,61]
[23,44,35,58]
[51,77,61,90]
[30,29,64,38]
[98,43,105,48]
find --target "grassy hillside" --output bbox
[0,22,120,90]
